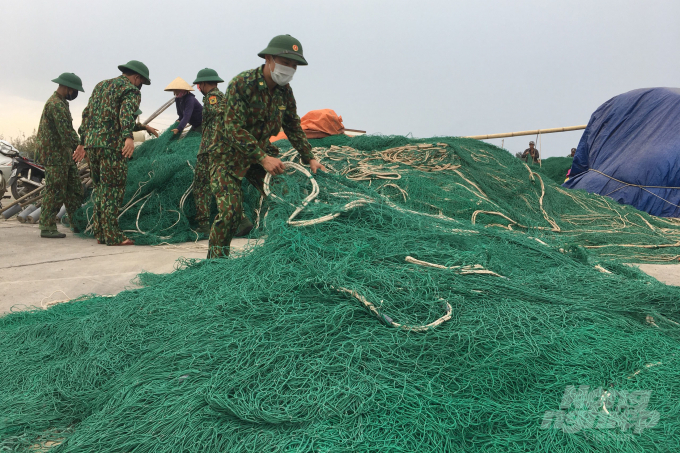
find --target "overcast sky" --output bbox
[2,0,679,158]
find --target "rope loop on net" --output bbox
[263,161,372,227]
[335,287,453,333]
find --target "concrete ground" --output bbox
[3,213,680,315]
[0,218,252,315]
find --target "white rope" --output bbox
[179,161,195,213]
[264,162,371,227]
[335,287,452,333]
[264,162,462,227]
[405,256,505,277]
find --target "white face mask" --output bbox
[270,60,296,86]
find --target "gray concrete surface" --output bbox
[3,213,680,316]
[0,218,252,314]
[635,263,680,286]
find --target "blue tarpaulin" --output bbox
[564,87,680,217]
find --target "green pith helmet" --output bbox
[134,109,142,116]
[193,68,224,84]
[118,60,151,85]
[258,34,308,65]
[51,73,84,92]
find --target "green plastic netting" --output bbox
[3,131,680,451]
[75,124,208,245]
[537,156,573,184]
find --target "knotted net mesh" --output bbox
[3,132,680,451]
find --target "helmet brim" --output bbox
[258,48,308,65]
[118,64,151,85]
[51,77,85,92]
[192,76,225,84]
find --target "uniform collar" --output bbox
[54,91,65,100]
[256,65,268,92]
[202,87,220,100]
[256,65,281,93]
[118,74,137,89]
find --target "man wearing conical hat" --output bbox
[35,72,85,238]
[164,77,203,136]
[208,34,326,258]
[74,60,150,246]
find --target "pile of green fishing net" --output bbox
[537,156,574,184]
[3,132,680,451]
[75,124,207,245]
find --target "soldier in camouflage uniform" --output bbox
[192,68,225,233]
[74,60,150,246]
[35,73,85,238]
[208,35,326,258]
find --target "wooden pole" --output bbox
[465,125,587,140]
[142,97,176,126]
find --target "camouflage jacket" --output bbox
[211,66,314,177]
[199,87,225,156]
[35,92,80,166]
[79,75,141,150]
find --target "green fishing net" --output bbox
[3,131,680,451]
[537,156,574,184]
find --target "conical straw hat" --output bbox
[164,77,194,92]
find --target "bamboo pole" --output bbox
[465,125,587,140]
[142,97,176,126]
[0,185,44,215]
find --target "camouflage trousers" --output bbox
[88,147,128,245]
[193,153,212,226]
[39,163,83,231]
[208,162,266,258]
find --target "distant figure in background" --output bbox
[521,141,540,164]
[164,78,203,135]
[133,109,159,137]
[569,147,576,157]
[35,72,85,238]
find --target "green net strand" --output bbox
[3,133,680,451]
[537,157,574,184]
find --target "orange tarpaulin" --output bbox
[270,109,345,142]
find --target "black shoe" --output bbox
[235,217,254,237]
[41,230,66,239]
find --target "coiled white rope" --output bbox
[263,162,458,227]
[263,162,373,227]
[335,287,453,333]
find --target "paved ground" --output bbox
[0,219,252,314]
[3,214,680,315]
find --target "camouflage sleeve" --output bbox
[51,100,80,151]
[281,86,314,164]
[120,88,141,143]
[78,102,91,146]
[224,79,267,164]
